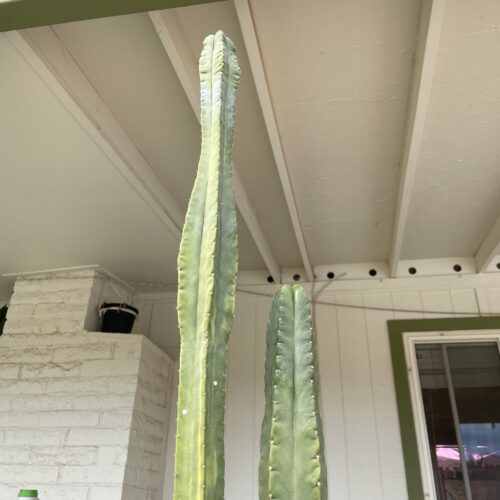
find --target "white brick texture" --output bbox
[0,271,173,499]
[122,341,173,500]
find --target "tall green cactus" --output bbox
[174,31,239,500]
[259,284,328,500]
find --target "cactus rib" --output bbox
[259,285,328,500]
[174,31,240,500]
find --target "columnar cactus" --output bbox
[174,31,239,500]
[259,284,328,500]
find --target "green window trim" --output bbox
[388,316,500,500]
[0,0,223,33]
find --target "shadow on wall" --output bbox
[0,304,7,335]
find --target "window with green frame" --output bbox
[388,317,500,500]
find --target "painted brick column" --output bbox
[3,267,133,335]
[0,268,174,500]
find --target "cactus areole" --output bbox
[173,31,239,500]
[259,285,328,500]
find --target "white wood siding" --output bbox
[135,275,500,500]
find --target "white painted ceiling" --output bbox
[250,0,421,264]
[403,0,500,259]
[0,34,180,292]
[1,0,500,295]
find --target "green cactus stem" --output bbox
[259,284,328,500]
[174,31,239,500]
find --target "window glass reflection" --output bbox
[416,342,500,500]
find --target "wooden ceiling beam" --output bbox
[232,0,313,282]
[149,10,282,282]
[388,0,447,277]
[10,28,184,240]
[475,215,500,272]
[0,0,223,33]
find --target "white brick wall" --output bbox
[0,270,173,500]
[123,341,173,500]
[3,268,134,335]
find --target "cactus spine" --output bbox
[259,284,328,500]
[174,31,239,500]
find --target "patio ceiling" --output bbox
[1,0,500,295]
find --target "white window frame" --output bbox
[403,329,500,500]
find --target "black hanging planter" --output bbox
[99,303,138,334]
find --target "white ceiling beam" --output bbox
[149,10,281,282]
[10,28,184,240]
[240,257,478,286]
[475,214,500,272]
[388,0,447,277]
[232,0,313,281]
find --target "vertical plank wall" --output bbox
[137,276,500,500]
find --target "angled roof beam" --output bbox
[11,27,184,240]
[149,10,282,282]
[0,0,223,33]
[475,215,500,272]
[388,0,447,277]
[232,0,314,282]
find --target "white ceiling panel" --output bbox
[50,13,265,270]
[403,0,500,259]
[53,13,200,212]
[3,1,500,284]
[0,33,180,293]
[248,0,422,264]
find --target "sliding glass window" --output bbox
[415,342,500,500]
